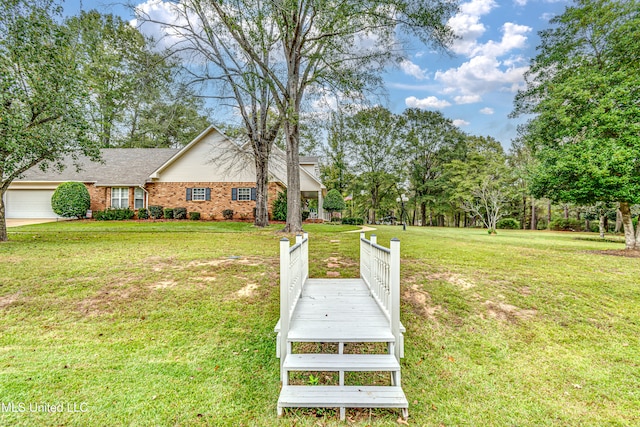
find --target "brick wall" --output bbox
[85,184,108,212]
[145,182,284,220]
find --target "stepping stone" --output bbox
[326,271,340,277]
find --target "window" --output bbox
[111,187,129,208]
[192,188,206,201]
[134,188,144,209]
[238,188,251,201]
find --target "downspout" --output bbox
[139,185,149,209]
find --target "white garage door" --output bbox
[5,189,60,219]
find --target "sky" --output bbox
[61,0,570,149]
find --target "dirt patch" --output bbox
[0,293,21,309]
[428,272,475,290]
[236,283,258,298]
[151,280,178,290]
[484,300,537,322]
[588,249,640,258]
[326,271,340,277]
[404,285,441,319]
[77,288,134,316]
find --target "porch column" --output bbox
[318,190,324,221]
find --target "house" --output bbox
[6,126,326,220]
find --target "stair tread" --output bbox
[278,386,408,408]
[284,353,400,371]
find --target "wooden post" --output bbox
[296,234,302,287]
[359,232,366,282]
[303,232,309,282]
[390,238,401,361]
[370,235,377,295]
[279,238,290,378]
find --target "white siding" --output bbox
[156,132,256,182]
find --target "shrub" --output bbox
[341,217,364,225]
[272,190,287,221]
[302,211,310,221]
[239,213,249,220]
[163,208,174,219]
[148,205,163,219]
[137,208,149,220]
[51,182,90,218]
[323,189,346,214]
[173,207,187,220]
[549,218,584,231]
[222,209,234,220]
[94,208,135,221]
[536,218,548,230]
[189,211,201,220]
[497,218,520,229]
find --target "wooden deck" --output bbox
[276,234,408,421]
[288,278,395,342]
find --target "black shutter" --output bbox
[205,188,211,201]
[186,188,192,201]
[250,187,256,201]
[231,188,237,201]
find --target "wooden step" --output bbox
[278,385,408,414]
[283,353,400,372]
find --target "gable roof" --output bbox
[17,148,179,186]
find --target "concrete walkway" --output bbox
[6,218,59,228]
[344,225,377,233]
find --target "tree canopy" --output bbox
[512,0,640,248]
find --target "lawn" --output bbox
[0,221,638,426]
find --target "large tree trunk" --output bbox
[522,195,527,229]
[547,200,552,225]
[564,205,569,219]
[283,118,302,233]
[635,215,640,250]
[599,214,605,239]
[0,189,7,242]
[618,202,637,250]
[531,197,536,230]
[420,201,427,226]
[254,147,270,227]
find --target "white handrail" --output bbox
[279,233,309,371]
[360,232,402,360]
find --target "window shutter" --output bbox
[186,188,192,201]
[205,188,211,201]
[251,187,256,201]
[231,188,237,201]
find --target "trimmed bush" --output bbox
[222,209,234,220]
[137,208,149,220]
[174,207,187,220]
[149,205,163,219]
[549,218,584,231]
[272,190,287,221]
[341,217,364,225]
[497,218,520,229]
[94,208,135,221]
[51,182,90,218]
[189,212,201,220]
[163,208,174,219]
[323,189,346,214]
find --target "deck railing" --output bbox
[278,233,309,366]
[360,233,402,360]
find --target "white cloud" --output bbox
[514,0,527,6]
[460,0,497,16]
[454,95,482,104]
[480,107,494,114]
[453,119,470,127]
[405,96,451,109]
[475,23,531,57]
[399,59,427,80]
[435,56,528,95]
[540,12,556,21]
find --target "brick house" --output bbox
[6,126,326,220]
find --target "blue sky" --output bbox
[62,0,570,149]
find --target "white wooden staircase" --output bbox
[275,233,408,421]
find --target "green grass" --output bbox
[1,222,639,426]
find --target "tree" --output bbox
[0,0,100,241]
[154,0,456,233]
[51,182,90,218]
[512,0,640,249]
[323,189,346,218]
[321,111,355,194]
[345,107,402,224]
[400,108,465,226]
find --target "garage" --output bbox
[4,189,60,219]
